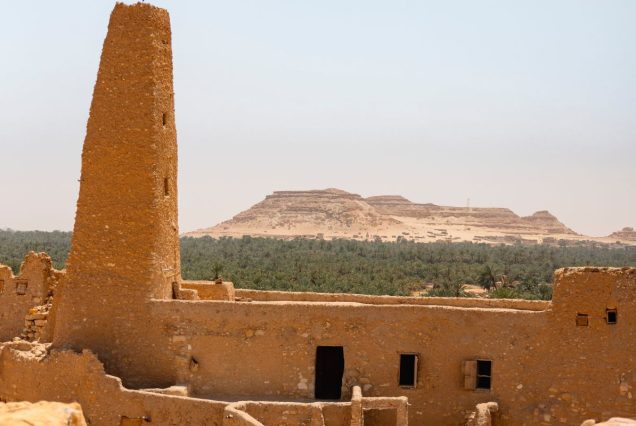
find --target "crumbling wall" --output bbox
[0,252,59,341]
[0,342,227,426]
[148,268,636,425]
[2,261,634,425]
[0,342,353,426]
[466,402,499,426]
[223,401,349,426]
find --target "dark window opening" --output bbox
[171,282,179,299]
[476,360,492,390]
[399,353,418,387]
[0,279,4,294]
[164,178,169,196]
[162,112,167,126]
[576,313,589,327]
[606,309,617,324]
[315,346,344,400]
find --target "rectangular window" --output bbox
[399,354,418,387]
[576,313,589,327]
[606,309,617,324]
[0,279,4,294]
[15,280,28,295]
[476,360,492,390]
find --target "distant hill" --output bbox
[608,227,636,242]
[185,188,634,246]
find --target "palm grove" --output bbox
[1,229,634,300]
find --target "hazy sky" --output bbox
[1,1,634,236]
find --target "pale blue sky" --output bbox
[0,1,634,236]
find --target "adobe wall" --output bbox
[150,299,545,425]
[1,261,633,424]
[0,342,227,425]
[52,2,180,387]
[182,280,236,301]
[234,288,549,311]
[0,342,351,426]
[148,268,636,425]
[0,252,59,341]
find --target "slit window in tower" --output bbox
[164,177,169,196]
[162,112,167,126]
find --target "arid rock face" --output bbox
[204,188,400,240]
[608,227,636,242]
[187,188,633,245]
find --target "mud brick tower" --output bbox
[53,3,179,387]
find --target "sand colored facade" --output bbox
[52,2,180,387]
[1,2,635,426]
[1,262,635,425]
[0,252,61,342]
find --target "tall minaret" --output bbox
[53,2,179,387]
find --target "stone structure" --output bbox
[1,3,635,426]
[0,251,60,342]
[52,2,179,387]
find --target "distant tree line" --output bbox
[1,229,634,300]
[0,229,71,272]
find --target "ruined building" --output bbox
[1,3,635,426]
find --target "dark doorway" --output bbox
[399,354,417,387]
[315,346,344,399]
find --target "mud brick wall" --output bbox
[150,268,636,425]
[52,2,180,388]
[0,253,57,341]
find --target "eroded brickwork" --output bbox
[1,2,635,426]
[0,252,59,342]
[52,2,179,387]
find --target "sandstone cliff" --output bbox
[607,227,636,242]
[186,189,633,246]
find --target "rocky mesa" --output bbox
[186,188,634,245]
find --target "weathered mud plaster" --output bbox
[1,2,635,426]
[0,252,61,342]
[144,267,636,425]
[51,2,180,388]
